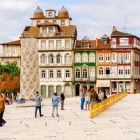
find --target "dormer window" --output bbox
[48,12,52,17]
[37,20,40,25]
[61,20,65,25]
[120,38,128,46]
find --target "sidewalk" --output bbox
[0,95,140,140]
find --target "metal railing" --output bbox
[97,74,131,78]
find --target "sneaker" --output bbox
[40,115,43,117]
[56,114,59,117]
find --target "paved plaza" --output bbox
[0,94,140,140]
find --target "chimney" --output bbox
[96,38,98,47]
[112,26,116,32]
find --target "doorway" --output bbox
[76,84,80,96]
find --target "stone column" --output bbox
[117,81,119,94]
[123,81,126,92]
[20,38,39,100]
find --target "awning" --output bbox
[96,80,110,87]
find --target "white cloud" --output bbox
[1,0,140,53]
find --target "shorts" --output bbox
[85,101,90,105]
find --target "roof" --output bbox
[0,40,20,45]
[22,26,40,36]
[34,6,43,13]
[60,25,76,33]
[101,34,109,39]
[74,39,111,49]
[111,30,132,37]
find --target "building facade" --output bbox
[0,40,21,67]
[21,6,77,98]
[73,36,96,96]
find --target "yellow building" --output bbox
[0,40,21,67]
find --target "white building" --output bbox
[21,6,77,98]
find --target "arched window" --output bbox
[56,54,61,63]
[65,54,71,65]
[106,67,110,74]
[75,53,81,62]
[76,69,80,78]
[40,53,47,64]
[83,69,87,78]
[82,53,88,62]
[99,67,103,75]
[89,53,95,62]
[48,54,54,63]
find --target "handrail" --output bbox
[89,92,127,119]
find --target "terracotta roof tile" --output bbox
[60,25,76,33]
[0,40,20,45]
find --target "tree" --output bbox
[0,63,20,93]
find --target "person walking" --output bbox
[60,92,65,110]
[80,88,86,110]
[85,89,90,110]
[0,93,6,127]
[52,93,60,117]
[34,91,43,118]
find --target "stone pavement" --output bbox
[0,94,140,140]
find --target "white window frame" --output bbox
[65,70,70,78]
[76,69,80,78]
[120,38,128,46]
[41,70,46,79]
[57,70,62,78]
[75,53,81,62]
[89,53,95,62]
[82,53,88,62]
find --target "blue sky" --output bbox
[0,0,140,53]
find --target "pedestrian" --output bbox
[34,91,43,118]
[60,92,65,110]
[98,89,104,101]
[85,89,90,110]
[52,93,60,117]
[0,93,6,127]
[90,88,98,103]
[80,88,86,110]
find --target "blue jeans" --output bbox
[80,98,85,110]
[35,106,41,117]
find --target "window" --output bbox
[65,54,71,65]
[120,38,128,46]
[48,27,53,35]
[61,20,65,25]
[49,70,53,78]
[112,53,116,62]
[37,20,40,24]
[75,53,81,62]
[99,54,103,61]
[41,41,46,49]
[83,69,87,78]
[42,28,46,35]
[106,67,110,74]
[53,20,56,23]
[76,69,80,78]
[13,61,17,65]
[5,61,10,65]
[56,40,61,49]
[49,41,54,49]
[6,47,11,56]
[41,70,46,78]
[118,67,123,75]
[125,54,130,62]
[56,54,61,63]
[118,54,124,63]
[13,47,18,56]
[112,38,116,48]
[65,40,70,49]
[40,54,47,64]
[57,70,61,78]
[125,66,130,75]
[82,53,88,62]
[90,69,94,78]
[49,54,53,63]
[99,67,103,75]
[48,12,52,16]
[66,70,70,78]
[105,54,110,61]
[89,53,95,62]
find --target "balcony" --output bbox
[0,55,21,58]
[112,44,140,48]
[75,77,95,81]
[133,75,140,79]
[97,74,131,79]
